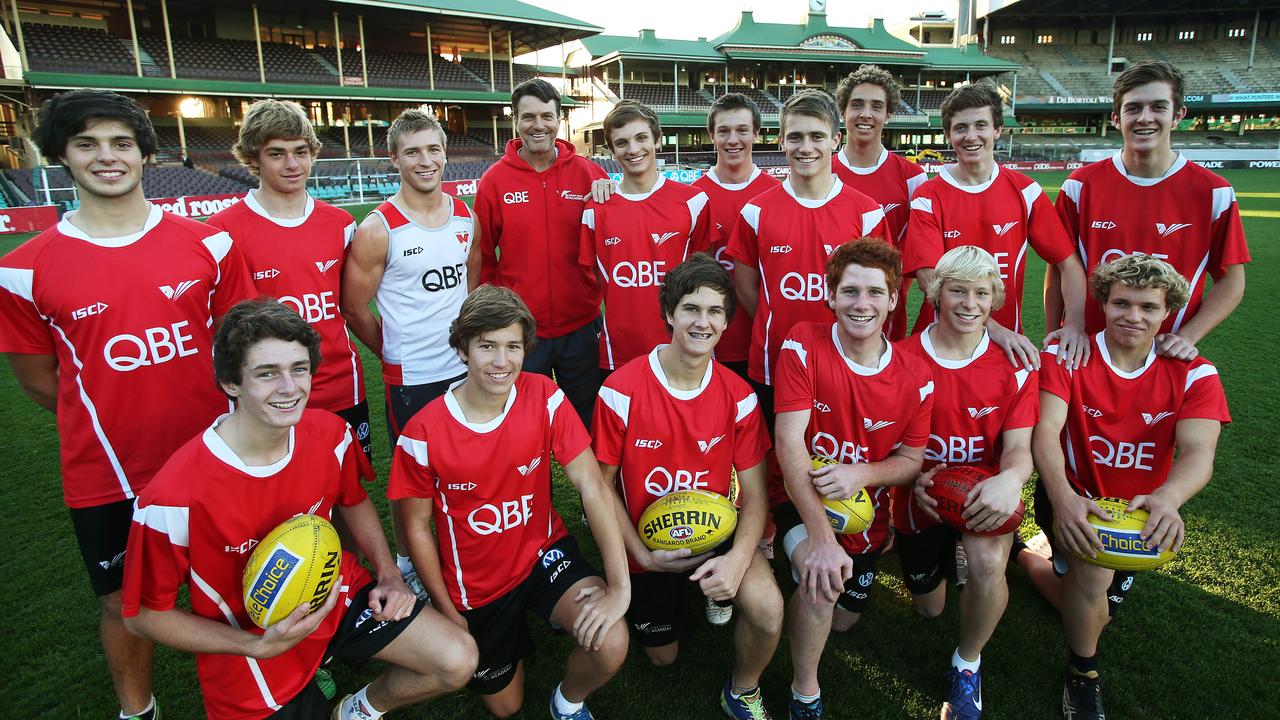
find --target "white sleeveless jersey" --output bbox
[371,196,472,385]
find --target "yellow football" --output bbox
[638,489,737,555]
[242,514,342,629]
[812,455,875,534]
[1083,497,1178,571]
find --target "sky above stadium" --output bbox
[528,0,947,45]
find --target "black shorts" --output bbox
[523,317,603,428]
[69,498,134,596]
[460,536,598,695]
[747,378,775,437]
[384,373,466,448]
[334,401,373,463]
[897,523,960,595]
[627,553,734,648]
[773,502,883,614]
[269,581,427,719]
[1033,482,1135,617]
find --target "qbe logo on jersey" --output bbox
[244,544,304,620]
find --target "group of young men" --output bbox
[0,57,1247,720]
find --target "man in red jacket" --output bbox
[476,78,607,426]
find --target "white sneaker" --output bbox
[705,594,734,626]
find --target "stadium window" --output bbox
[1178,30,1196,40]
[1136,31,1154,42]
[1000,35,1015,44]
[1036,34,1053,44]
[1228,28,1247,38]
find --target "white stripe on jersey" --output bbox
[910,196,933,214]
[1014,240,1029,329]
[396,434,430,466]
[0,266,34,299]
[342,222,356,248]
[860,207,886,236]
[741,203,762,234]
[906,173,928,199]
[919,380,935,402]
[582,207,596,231]
[334,430,353,466]
[135,504,190,546]
[781,338,808,369]
[47,317,133,499]
[191,568,282,711]
[436,488,470,610]
[1015,367,1030,392]
[686,192,710,232]
[1020,182,1042,221]
[1185,364,1219,391]
[547,388,567,423]
[1061,178,1083,205]
[598,386,631,426]
[202,231,233,263]
[759,258,774,385]
[1170,251,1211,333]
[735,393,759,423]
[1211,186,1235,223]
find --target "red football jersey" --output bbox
[832,149,929,341]
[903,165,1075,333]
[0,206,254,508]
[892,327,1039,533]
[206,192,365,412]
[1039,333,1230,500]
[725,178,890,385]
[387,373,591,610]
[692,167,781,362]
[122,410,373,720]
[773,321,934,554]
[579,175,711,369]
[1056,153,1252,334]
[592,348,771,571]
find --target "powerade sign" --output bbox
[607,169,706,184]
[245,545,301,618]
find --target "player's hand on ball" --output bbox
[1053,491,1110,558]
[962,470,1022,533]
[1043,323,1091,369]
[255,574,342,659]
[644,547,709,573]
[1129,492,1186,553]
[810,461,868,501]
[1155,332,1199,361]
[368,572,416,622]
[572,583,628,651]
[913,464,947,522]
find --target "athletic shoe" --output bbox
[402,570,430,602]
[941,667,982,719]
[788,695,826,720]
[315,668,337,701]
[549,692,595,719]
[1062,672,1106,719]
[721,678,771,719]
[954,541,969,588]
[706,594,734,626]
[121,701,159,720]
[1026,530,1053,558]
[330,694,350,720]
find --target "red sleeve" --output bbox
[1038,349,1071,402]
[210,236,255,318]
[1179,361,1231,424]
[1207,186,1251,279]
[578,205,598,270]
[1002,368,1040,431]
[550,386,592,464]
[1027,191,1074,265]
[474,177,501,285]
[121,496,190,616]
[338,423,374,501]
[0,261,53,354]
[861,199,891,242]
[732,390,771,470]
[386,421,437,501]
[901,369,934,448]
[901,189,945,275]
[725,206,759,267]
[773,330,815,413]
[690,194,712,253]
[590,385,627,466]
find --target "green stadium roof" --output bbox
[920,46,1019,71]
[583,31,727,64]
[329,0,602,33]
[711,12,923,55]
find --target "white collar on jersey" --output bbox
[443,378,519,433]
[920,323,991,369]
[57,203,163,248]
[938,163,999,194]
[201,413,296,478]
[615,173,666,202]
[648,345,714,400]
[836,147,889,175]
[830,322,892,376]
[705,165,762,191]
[1095,330,1157,379]
[243,188,315,227]
[782,176,844,208]
[386,195,458,232]
[1110,151,1188,188]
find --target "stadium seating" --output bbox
[607,82,712,109]
[23,22,136,75]
[5,166,253,208]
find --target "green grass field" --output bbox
[2,171,1277,719]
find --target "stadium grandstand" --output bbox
[0,0,1276,214]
